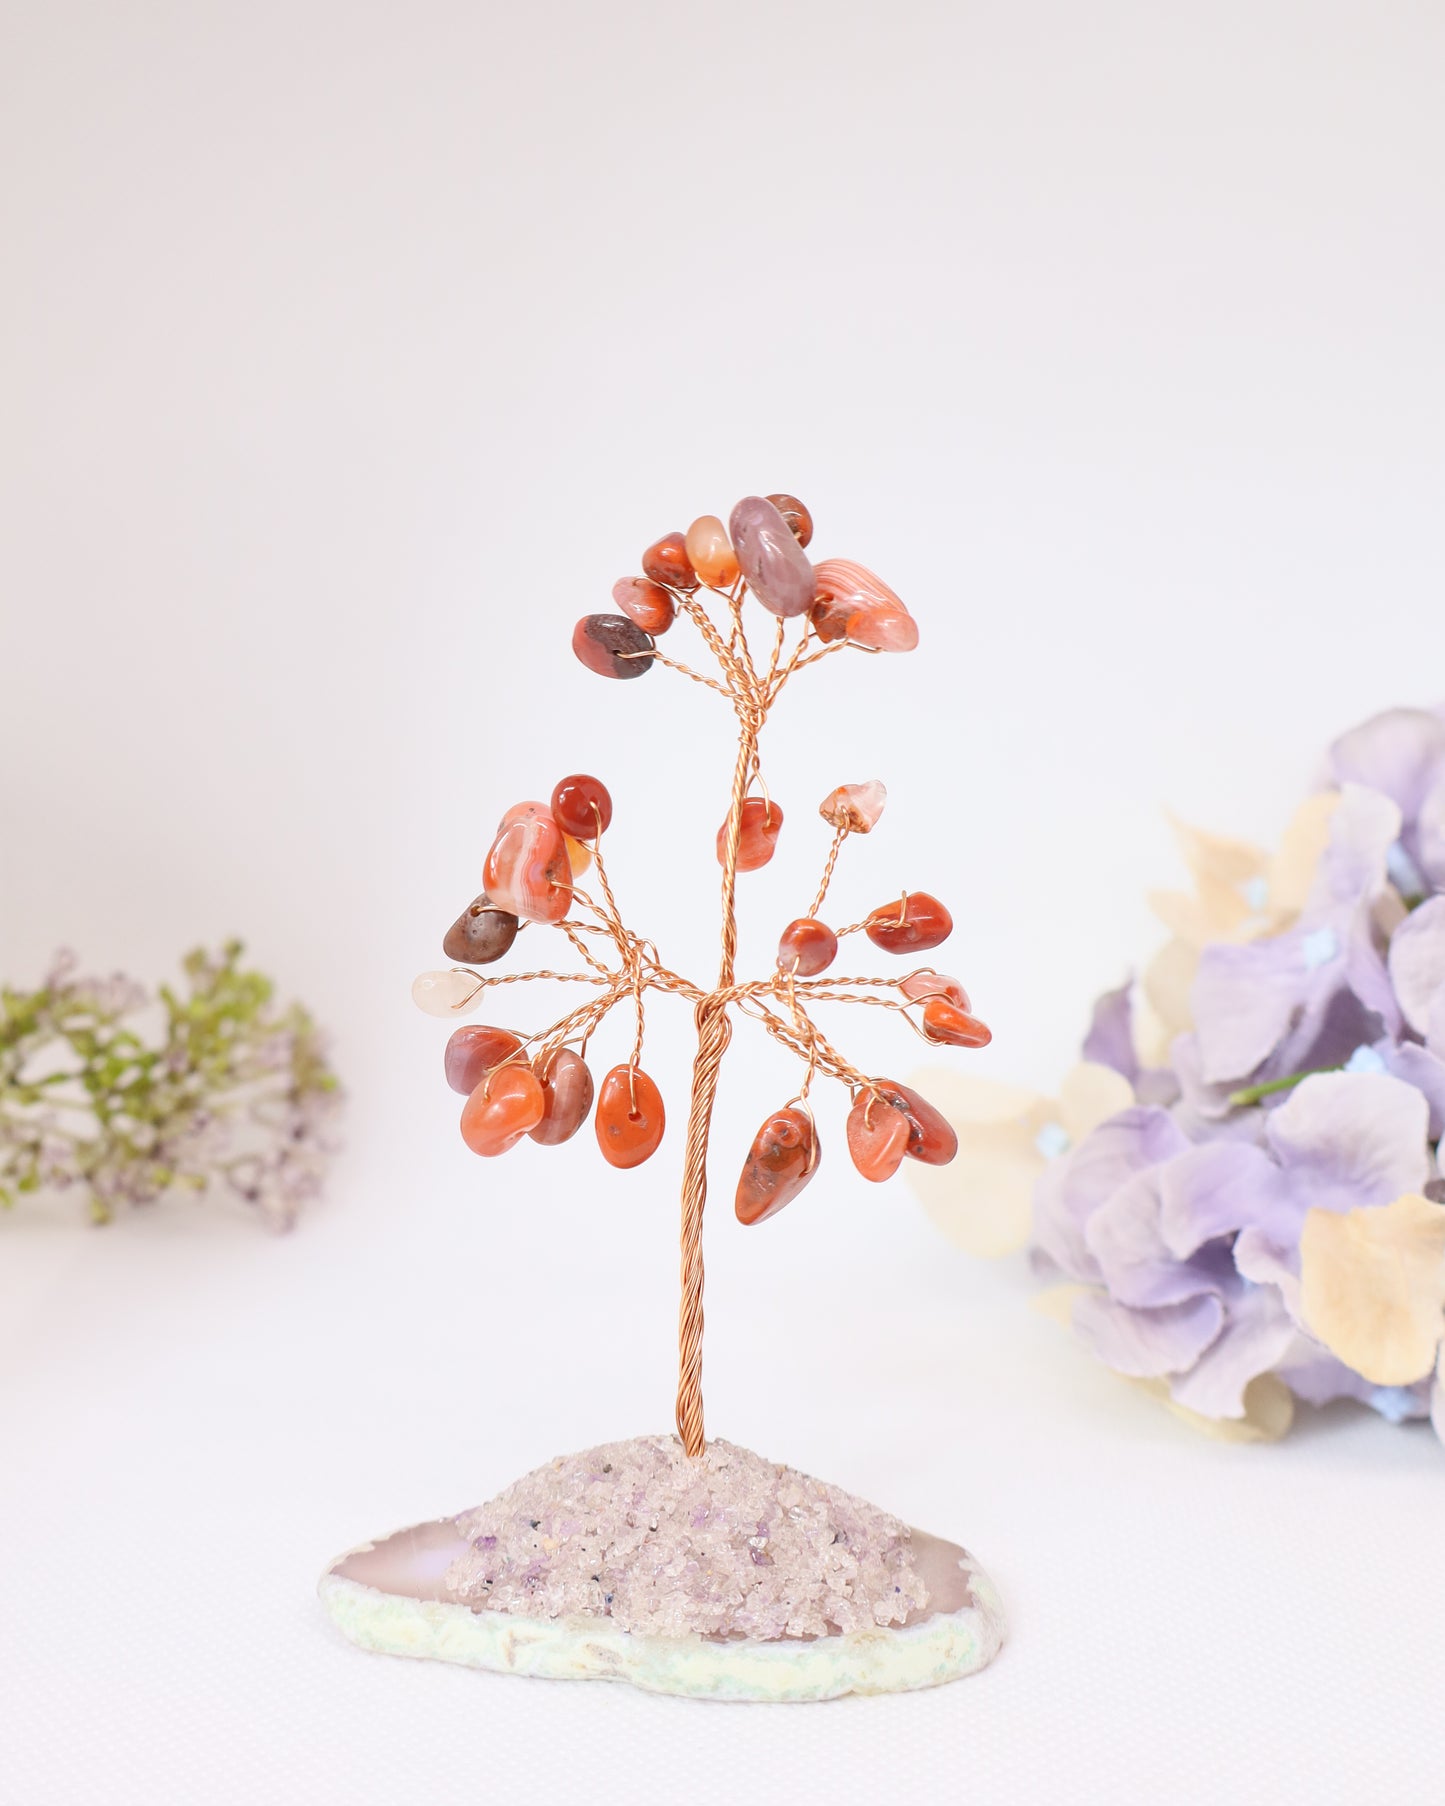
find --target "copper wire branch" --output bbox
[448,565,937,1458]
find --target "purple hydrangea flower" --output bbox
[1032,706,1445,1440]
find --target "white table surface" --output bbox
[4,1,1444,1799]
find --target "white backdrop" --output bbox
[3,3,1443,1802]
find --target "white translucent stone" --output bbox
[819,779,887,834]
[411,969,479,1018]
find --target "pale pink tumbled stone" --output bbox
[901,970,971,1010]
[819,779,887,834]
[728,495,815,618]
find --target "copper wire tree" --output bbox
[412,494,991,1458]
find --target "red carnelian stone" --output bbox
[736,1106,819,1225]
[460,1064,545,1157]
[765,493,814,548]
[529,1048,595,1146]
[641,531,699,593]
[776,917,838,977]
[846,1094,911,1182]
[873,1080,958,1166]
[864,892,953,954]
[595,1065,666,1169]
[551,774,613,840]
[613,576,675,635]
[922,997,992,1048]
[444,1024,524,1096]
[717,798,783,872]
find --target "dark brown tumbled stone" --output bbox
[443,894,519,965]
[572,614,655,679]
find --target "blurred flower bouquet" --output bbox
[913,708,1445,1444]
[0,943,342,1229]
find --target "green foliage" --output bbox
[0,944,342,1228]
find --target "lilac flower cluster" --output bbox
[0,943,342,1230]
[1037,708,1445,1436]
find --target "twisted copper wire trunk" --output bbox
[675,718,757,1457]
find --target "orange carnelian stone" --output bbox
[717,798,783,872]
[865,892,953,954]
[445,1024,524,1096]
[873,1079,958,1166]
[922,997,992,1048]
[736,1106,819,1225]
[776,917,837,977]
[684,515,740,589]
[460,1064,545,1156]
[551,773,613,840]
[595,1065,666,1168]
[641,530,698,593]
[529,1048,595,1146]
[846,1093,911,1182]
[612,575,675,635]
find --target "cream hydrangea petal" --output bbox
[904,1069,1050,1257]
[1299,1193,1445,1385]
[1147,876,1254,947]
[1142,938,1199,1040]
[1167,815,1267,888]
[1058,1061,1135,1141]
[1266,792,1339,923]
[1152,1372,1295,1443]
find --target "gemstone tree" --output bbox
[410,493,992,1456]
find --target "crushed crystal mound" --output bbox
[444,1435,930,1642]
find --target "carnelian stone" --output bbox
[572,614,655,679]
[613,575,675,635]
[873,1080,958,1166]
[445,1024,524,1096]
[900,970,971,1010]
[765,493,813,548]
[685,515,740,589]
[565,836,592,876]
[551,773,613,840]
[846,1093,911,1182]
[442,894,519,966]
[484,804,573,923]
[595,1065,666,1169]
[922,997,992,1048]
[776,917,838,977]
[717,798,782,872]
[865,892,953,954]
[460,1064,545,1157]
[642,530,698,592]
[735,1106,819,1225]
[530,1048,595,1146]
